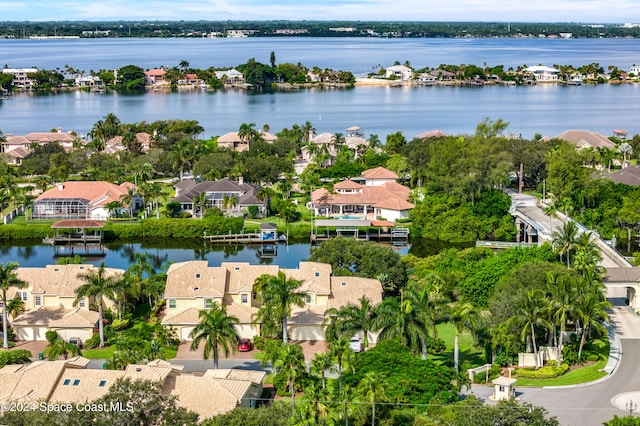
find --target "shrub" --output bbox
[84,333,101,349]
[0,349,32,367]
[427,336,446,353]
[45,330,59,344]
[515,363,569,379]
[473,364,502,384]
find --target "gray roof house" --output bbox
[173,178,264,216]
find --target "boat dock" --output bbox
[43,219,106,256]
[310,219,409,245]
[203,222,287,245]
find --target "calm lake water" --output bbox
[2,37,640,139]
[0,241,415,270]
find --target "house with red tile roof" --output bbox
[311,167,414,221]
[32,181,138,220]
[144,69,167,85]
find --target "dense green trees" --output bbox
[0,261,27,349]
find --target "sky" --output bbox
[1,0,639,23]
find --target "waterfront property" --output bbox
[311,166,414,221]
[1,264,124,341]
[104,132,151,154]
[2,130,80,155]
[1,68,38,89]
[524,65,559,81]
[216,130,277,151]
[0,358,265,420]
[161,260,383,342]
[172,177,264,216]
[32,181,138,220]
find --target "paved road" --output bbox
[470,290,640,425]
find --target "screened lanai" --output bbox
[32,198,90,219]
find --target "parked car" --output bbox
[237,338,253,352]
[68,337,83,349]
[349,337,363,353]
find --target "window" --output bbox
[72,379,81,386]
[193,287,200,292]
[98,380,107,387]
[341,282,347,286]
[63,378,71,386]
[195,273,201,279]
[253,291,257,300]
[241,294,248,304]
[234,267,240,271]
[79,299,86,308]
[204,299,213,309]
[18,292,27,301]
[305,294,312,304]
[168,299,176,309]
[35,296,41,306]
[314,272,320,277]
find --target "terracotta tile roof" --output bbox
[328,277,383,309]
[0,361,67,402]
[162,375,250,420]
[218,132,242,143]
[222,262,279,294]
[5,146,29,158]
[14,264,124,298]
[161,307,202,325]
[373,197,415,210]
[310,132,334,145]
[203,369,266,384]
[49,368,124,403]
[554,130,616,150]
[144,69,166,76]
[223,301,257,323]
[334,179,363,190]
[312,185,413,212]
[35,181,135,209]
[417,130,448,138]
[165,261,226,298]
[123,361,177,383]
[361,166,398,180]
[12,307,98,328]
[24,132,75,143]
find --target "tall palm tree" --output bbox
[310,351,334,390]
[0,262,27,349]
[448,301,482,371]
[189,302,240,369]
[140,182,163,219]
[547,272,577,364]
[274,343,305,408]
[552,221,579,268]
[74,263,120,347]
[329,336,355,394]
[256,187,274,217]
[575,291,610,361]
[254,271,305,344]
[238,122,257,143]
[324,296,377,350]
[301,121,315,144]
[374,286,432,359]
[507,290,551,369]
[356,372,388,426]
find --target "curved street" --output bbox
[471,287,640,425]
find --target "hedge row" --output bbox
[0,349,32,367]
[515,363,569,379]
[0,217,245,241]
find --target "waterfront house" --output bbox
[172,177,264,216]
[417,130,448,139]
[177,73,204,86]
[524,65,559,81]
[0,358,265,420]
[385,65,413,80]
[1,68,38,89]
[105,132,152,154]
[32,181,138,220]
[144,69,167,85]
[311,167,414,221]
[1,264,124,341]
[161,261,383,342]
[217,130,277,152]
[2,130,79,155]
[214,68,245,84]
[554,130,616,150]
[429,69,457,81]
[74,75,103,87]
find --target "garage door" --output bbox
[290,325,325,341]
[15,325,48,341]
[181,326,195,341]
[56,328,93,342]
[234,324,256,339]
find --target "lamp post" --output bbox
[626,400,636,416]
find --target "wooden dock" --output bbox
[475,240,537,249]
[203,232,287,245]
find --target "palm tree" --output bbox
[356,372,388,426]
[6,296,24,320]
[274,343,305,408]
[254,271,305,344]
[543,205,557,232]
[507,290,551,369]
[448,302,482,371]
[256,187,274,217]
[324,296,377,350]
[74,263,120,347]
[105,200,123,218]
[329,336,355,394]
[374,286,431,359]
[575,291,610,361]
[189,302,240,369]
[552,221,579,268]
[617,142,633,168]
[140,182,162,219]
[179,60,190,71]
[547,272,577,364]
[0,261,27,349]
[301,121,315,144]
[238,122,257,144]
[45,338,81,360]
[310,351,334,390]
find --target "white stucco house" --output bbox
[524,65,559,81]
[385,65,413,81]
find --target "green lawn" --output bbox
[514,338,610,387]
[429,323,485,368]
[82,345,116,360]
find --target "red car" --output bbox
[237,339,253,352]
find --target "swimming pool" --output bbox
[332,214,364,220]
